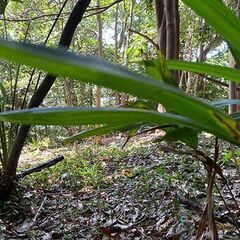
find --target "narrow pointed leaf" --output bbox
[155,127,198,149]
[0,41,238,142]
[144,52,177,86]
[182,0,240,55]
[0,107,197,126]
[167,60,240,84]
[63,123,139,144]
[0,107,239,145]
[212,99,240,108]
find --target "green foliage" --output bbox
[21,145,127,189]
[0,41,239,147]
[167,60,240,84]
[155,127,198,150]
[182,0,240,54]
[144,52,178,87]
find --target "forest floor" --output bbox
[0,133,240,239]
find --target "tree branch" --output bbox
[129,28,159,50]
[17,155,64,179]
[0,13,69,22]
[84,0,123,18]
[0,0,123,22]
[198,74,240,91]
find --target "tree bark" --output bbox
[154,0,166,55]
[96,0,103,109]
[229,55,239,113]
[65,78,78,135]
[0,0,92,201]
[154,0,179,81]
[154,0,179,112]
[229,0,240,113]
[95,0,103,145]
[121,0,134,105]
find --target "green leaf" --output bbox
[63,123,139,144]
[0,107,239,145]
[182,0,240,55]
[156,127,198,149]
[211,99,240,108]
[0,40,238,143]
[0,107,198,126]
[231,112,240,122]
[167,60,240,84]
[144,52,177,87]
[122,100,155,110]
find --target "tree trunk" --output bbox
[65,78,78,135]
[155,0,179,61]
[229,55,239,113]
[121,0,134,105]
[96,0,103,107]
[154,0,166,56]
[0,0,92,201]
[229,0,240,113]
[154,0,179,112]
[114,3,121,105]
[95,0,103,145]
[164,0,178,60]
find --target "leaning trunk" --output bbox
[0,0,92,201]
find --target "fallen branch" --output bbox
[17,155,64,179]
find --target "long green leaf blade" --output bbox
[212,99,240,108]
[182,0,240,54]
[63,123,139,144]
[0,107,239,145]
[167,60,240,84]
[0,40,239,142]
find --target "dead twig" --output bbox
[32,196,47,226]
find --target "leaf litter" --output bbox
[0,133,239,239]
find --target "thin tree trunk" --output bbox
[165,0,176,59]
[229,55,238,113]
[121,0,134,105]
[229,0,240,113]
[79,82,85,107]
[154,0,166,55]
[114,3,121,105]
[0,0,92,201]
[65,78,78,135]
[95,0,103,144]
[164,0,179,81]
[96,0,103,109]
[155,0,179,112]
